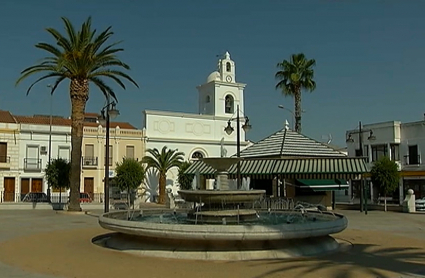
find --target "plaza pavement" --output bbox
[0,208,424,278]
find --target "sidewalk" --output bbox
[0,209,424,278]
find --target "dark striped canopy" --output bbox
[185,157,368,180]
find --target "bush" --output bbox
[178,161,194,190]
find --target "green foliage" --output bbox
[275,53,316,96]
[142,146,185,174]
[16,17,139,100]
[45,158,71,190]
[275,53,316,132]
[142,146,185,204]
[370,156,400,195]
[178,161,194,190]
[115,158,145,192]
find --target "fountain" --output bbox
[97,157,349,260]
[179,157,266,224]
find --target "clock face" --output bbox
[226,75,232,82]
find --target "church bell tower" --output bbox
[196,51,246,118]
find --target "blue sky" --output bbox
[0,1,424,147]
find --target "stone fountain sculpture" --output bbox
[178,157,266,224]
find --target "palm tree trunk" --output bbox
[158,172,166,204]
[294,86,302,133]
[68,79,89,211]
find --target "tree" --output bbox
[16,17,139,211]
[142,146,184,204]
[44,158,71,207]
[370,156,400,212]
[178,161,194,190]
[115,158,145,208]
[275,53,316,133]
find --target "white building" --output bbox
[0,111,20,202]
[15,115,72,198]
[143,52,251,197]
[346,118,425,203]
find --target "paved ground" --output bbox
[0,208,424,278]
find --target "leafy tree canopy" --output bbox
[45,158,71,190]
[370,156,400,195]
[115,158,145,192]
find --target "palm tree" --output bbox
[275,53,316,133]
[16,17,139,211]
[142,146,184,204]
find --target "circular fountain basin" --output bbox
[178,189,266,204]
[99,210,347,241]
[97,210,349,260]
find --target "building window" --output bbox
[25,145,40,170]
[371,144,388,162]
[390,144,400,161]
[85,144,94,158]
[355,145,368,159]
[407,145,419,165]
[126,146,135,159]
[225,95,234,114]
[355,149,362,157]
[364,145,369,159]
[58,146,70,160]
[104,145,113,166]
[191,151,203,160]
[206,95,210,103]
[226,62,231,72]
[0,142,7,163]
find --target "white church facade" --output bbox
[143,52,251,198]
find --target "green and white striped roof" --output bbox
[239,128,346,158]
[185,157,368,179]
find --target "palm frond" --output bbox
[90,76,117,101]
[17,16,138,101]
[142,147,185,174]
[25,72,64,95]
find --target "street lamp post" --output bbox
[278,105,305,130]
[346,121,376,215]
[47,84,53,203]
[224,105,251,189]
[100,95,120,213]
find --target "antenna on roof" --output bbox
[321,134,332,144]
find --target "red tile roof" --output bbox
[1,112,136,130]
[84,112,100,117]
[14,115,71,126]
[0,110,17,123]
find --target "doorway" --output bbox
[84,177,94,200]
[3,177,15,202]
[31,178,43,192]
[21,178,30,201]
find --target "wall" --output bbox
[18,124,71,195]
[0,123,20,201]
[144,110,247,143]
[81,125,144,194]
[144,111,251,199]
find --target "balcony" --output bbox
[404,155,421,165]
[24,158,42,172]
[0,156,10,169]
[82,156,98,168]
